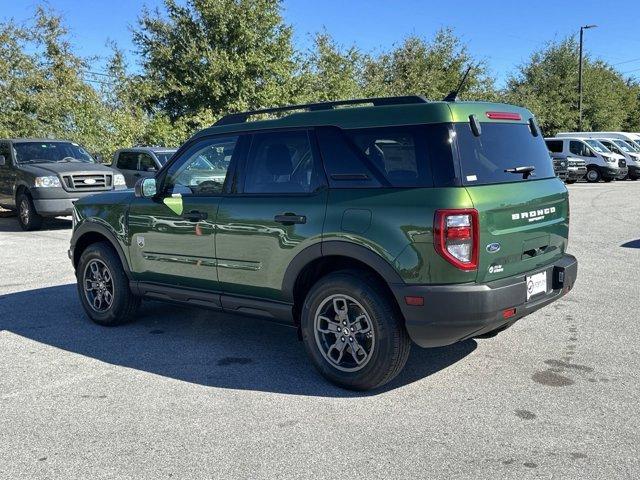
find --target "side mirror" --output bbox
[135,177,157,198]
[0,155,5,166]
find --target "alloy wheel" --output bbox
[313,294,375,372]
[19,199,29,225]
[83,259,114,312]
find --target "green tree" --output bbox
[0,7,109,155]
[361,29,496,101]
[293,32,365,102]
[132,0,296,121]
[505,37,640,135]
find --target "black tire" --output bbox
[300,271,411,390]
[585,168,600,183]
[16,192,43,231]
[76,242,140,326]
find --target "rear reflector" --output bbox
[404,296,424,306]
[503,308,517,319]
[486,111,522,121]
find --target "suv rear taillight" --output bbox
[434,209,479,271]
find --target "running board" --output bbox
[130,281,294,324]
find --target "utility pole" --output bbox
[578,24,597,131]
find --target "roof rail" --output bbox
[213,95,429,126]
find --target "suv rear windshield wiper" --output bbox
[504,165,536,179]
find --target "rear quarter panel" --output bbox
[323,187,477,285]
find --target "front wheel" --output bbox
[17,192,43,231]
[300,271,411,390]
[585,168,601,183]
[76,242,140,326]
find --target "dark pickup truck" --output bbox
[0,138,127,230]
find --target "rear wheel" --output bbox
[585,168,601,183]
[300,271,411,390]
[77,242,140,326]
[16,192,43,231]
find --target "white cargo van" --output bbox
[557,132,640,149]
[596,139,640,180]
[545,137,624,183]
[556,132,640,180]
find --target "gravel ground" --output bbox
[1,182,639,479]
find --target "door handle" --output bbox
[274,214,306,225]
[182,210,208,222]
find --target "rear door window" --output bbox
[455,123,555,186]
[243,130,323,194]
[0,142,10,162]
[545,140,563,153]
[117,152,138,170]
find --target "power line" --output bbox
[81,69,118,78]
[82,77,116,87]
[613,57,640,66]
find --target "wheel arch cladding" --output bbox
[72,223,131,278]
[283,241,404,324]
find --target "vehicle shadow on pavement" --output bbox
[0,215,72,232]
[0,284,476,397]
[621,239,640,249]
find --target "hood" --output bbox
[19,162,116,176]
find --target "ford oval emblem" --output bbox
[486,242,501,253]
[83,178,97,185]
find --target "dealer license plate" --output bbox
[526,271,547,301]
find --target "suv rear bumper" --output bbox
[390,254,578,348]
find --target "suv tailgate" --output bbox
[466,178,569,282]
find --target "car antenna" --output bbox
[443,65,474,102]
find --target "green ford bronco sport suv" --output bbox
[69,96,577,390]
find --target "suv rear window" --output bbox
[455,123,555,186]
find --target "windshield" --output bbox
[585,140,609,153]
[455,123,555,186]
[14,142,95,164]
[154,151,177,165]
[612,139,634,153]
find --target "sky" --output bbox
[2,0,640,88]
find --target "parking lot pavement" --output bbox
[1,182,639,480]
